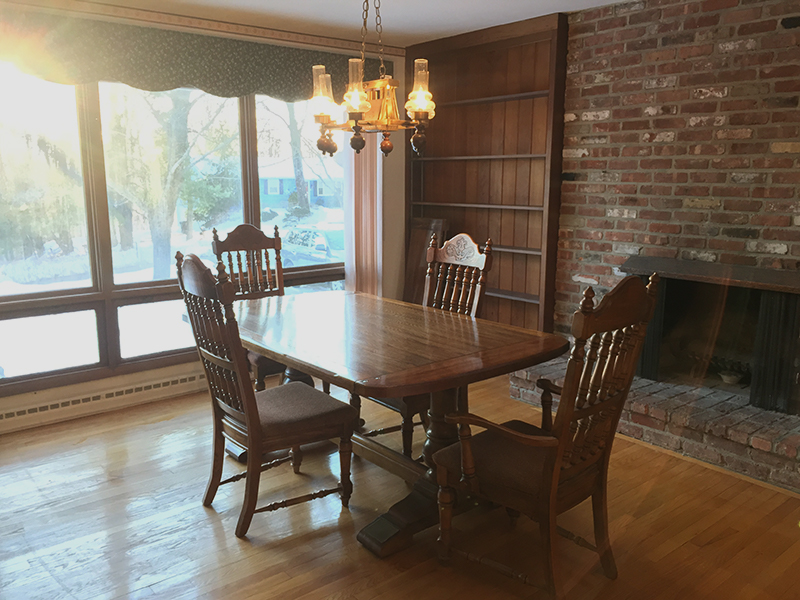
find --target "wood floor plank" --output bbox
[1,374,798,599]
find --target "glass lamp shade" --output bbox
[343,58,371,114]
[405,58,435,119]
[310,66,338,119]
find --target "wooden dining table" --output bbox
[236,290,569,557]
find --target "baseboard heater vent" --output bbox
[0,366,207,434]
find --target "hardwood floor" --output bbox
[2,375,799,599]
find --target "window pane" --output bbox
[0,311,99,379]
[255,97,345,270]
[99,85,243,284]
[118,300,195,359]
[0,61,91,297]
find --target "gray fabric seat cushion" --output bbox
[433,419,553,516]
[255,382,356,438]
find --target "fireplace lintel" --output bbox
[620,256,800,295]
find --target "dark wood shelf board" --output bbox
[621,256,800,295]
[412,153,547,162]
[493,245,543,256]
[438,90,549,108]
[485,288,541,305]
[411,202,544,212]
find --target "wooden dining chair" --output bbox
[357,232,493,458]
[434,274,659,598]
[212,224,318,392]
[176,251,357,539]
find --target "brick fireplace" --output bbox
[510,0,800,492]
[554,0,799,333]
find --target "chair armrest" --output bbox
[444,413,559,447]
[536,378,562,396]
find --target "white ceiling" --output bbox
[95,0,616,47]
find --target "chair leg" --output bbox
[339,436,353,508]
[290,445,303,474]
[203,418,225,506]
[349,393,363,428]
[456,385,469,414]
[254,362,269,392]
[592,488,618,580]
[323,381,331,394]
[235,448,262,538]
[437,466,455,562]
[539,513,563,599]
[400,404,415,458]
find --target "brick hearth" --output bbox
[510,358,800,493]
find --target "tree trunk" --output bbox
[150,218,173,280]
[150,89,192,279]
[287,104,309,215]
[185,195,194,240]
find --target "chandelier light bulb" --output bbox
[405,59,435,119]
[310,67,338,120]
[343,58,371,114]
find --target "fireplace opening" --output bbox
[658,280,760,397]
[622,256,800,416]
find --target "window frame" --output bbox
[0,85,344,397]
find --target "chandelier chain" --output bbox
[360,0,369,64]
[374,0,386,78]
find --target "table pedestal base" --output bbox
[357,388,459,557]
[356,477,439,557]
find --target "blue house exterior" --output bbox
[258,158,343,209]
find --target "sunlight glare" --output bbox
[0,60,78,135]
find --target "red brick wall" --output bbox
[556,0,800,333]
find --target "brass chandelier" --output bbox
[310,0,435,157]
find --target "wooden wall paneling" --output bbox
[431,53,457,104]
[527,211,544,250]
[520,42,538,93]
[534,39,551,91]
[512,294,526,327]
[498,253,514,323]
[532,97,549,155]
[530,159,546,207]
[525,303,540,329]
[406,13,567,331]
[527,255,543,297]
[452,162,467,210]
[506,45,524,95]
[512,254,527,296]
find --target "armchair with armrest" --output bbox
[433,273,659,598]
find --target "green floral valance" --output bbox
[0,8,390,101]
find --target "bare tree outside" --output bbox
[99,84,242,281]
